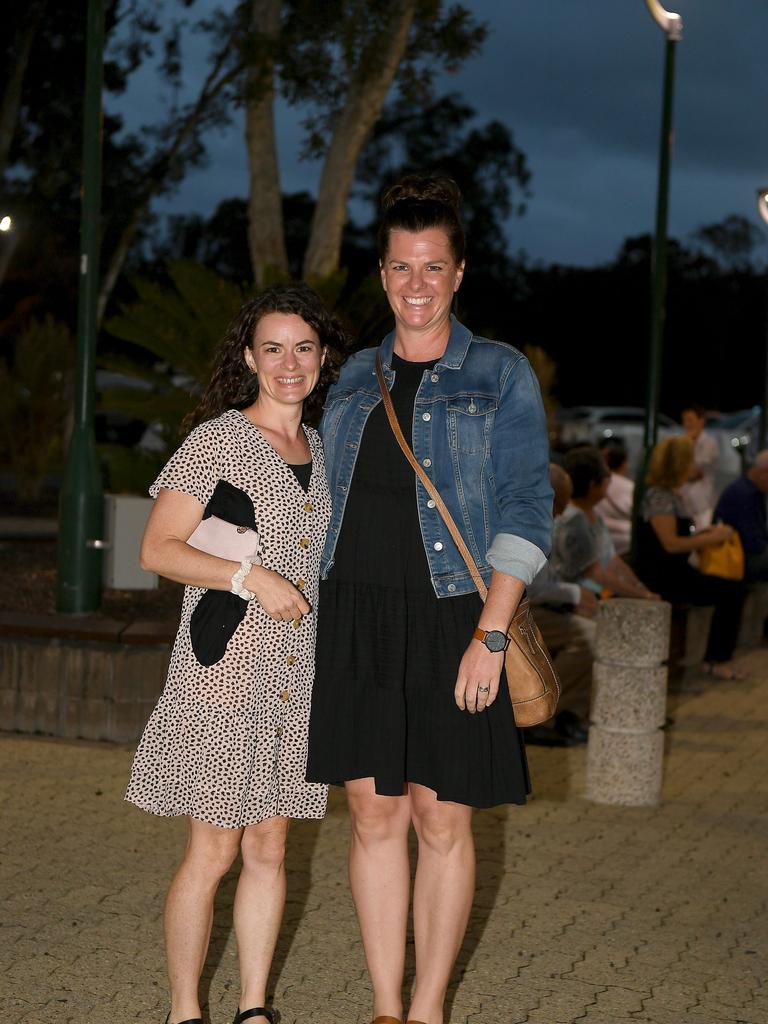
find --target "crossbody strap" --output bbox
[375,352,489,601]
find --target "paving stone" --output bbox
[2,648,768,1023]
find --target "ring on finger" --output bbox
[478,685,491,694]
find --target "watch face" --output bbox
[484,629,508,653]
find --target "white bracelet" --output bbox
[230,557,258,601]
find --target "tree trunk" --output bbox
[302,0,416,282]
[0,1,47,183]
[245,0,288,287]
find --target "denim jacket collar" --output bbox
[378,314,473,372]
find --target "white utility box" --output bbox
[103,494,158,590]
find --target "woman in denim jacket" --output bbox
[307,176,552,1024]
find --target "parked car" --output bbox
[555,404,761,497]
[555,406,679,479]
[706,407,760,498]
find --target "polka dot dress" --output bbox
[125,410,330,828]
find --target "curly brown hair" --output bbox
[182,283,347,434]
[377,174,465,264]
[646,435,695,490]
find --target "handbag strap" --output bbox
[374,352,489,601]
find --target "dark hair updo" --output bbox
[183,282,346,434]
[377,174,466,265]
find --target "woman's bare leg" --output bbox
[164,817,243,1022]
[234,816,290,1020]
[346,778,412,1021]
[407,784,475,1024]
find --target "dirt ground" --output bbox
[0,538,183,620]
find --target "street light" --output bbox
[756,188,768,449]
[0,213,19,284]
[631,1,683,559]
[645,0,682,40]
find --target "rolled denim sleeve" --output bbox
[486,355,553,585]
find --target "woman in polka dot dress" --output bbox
[125,284,345,1024]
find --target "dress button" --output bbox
[427,499,436,509]
[303,501,313,513]
[296,578,306,591]
[422,412,431,422]
[434,541,443,551]
[422,458,432,468]
[286,654,296,666]
[299,537,310,549]
[431,373,439,383]
[448,583,456,592]
[280,690,290,702]
[276,726,283,738]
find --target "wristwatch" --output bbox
[473,627,510,653]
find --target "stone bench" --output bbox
[0,612,174,743]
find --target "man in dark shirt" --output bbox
[714,451,768,581]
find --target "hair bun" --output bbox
[382,175,461,213]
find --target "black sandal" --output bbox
[233,1010,277,1024]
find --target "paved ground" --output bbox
[1,653,767,1024]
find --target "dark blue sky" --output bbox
[111,0,768,267]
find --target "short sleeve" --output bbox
[552,510,598,581]
[149,418,223,508]
[642,486,678,520]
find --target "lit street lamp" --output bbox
[642,0,682,457]
[0,214,19,284]
[631,1,683,558]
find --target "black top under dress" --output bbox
[306,354,530,807]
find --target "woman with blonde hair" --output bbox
[636,435,744,677]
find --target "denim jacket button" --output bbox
[434,541,443,551]
[422,412,431,422]
[427,499,436,509]
[422,458,432,468]
[431,373,439,383]
[447,583,456,592]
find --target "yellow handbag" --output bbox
[698,532,745,581]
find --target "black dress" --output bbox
[306,354,530,807]
[635,486,744,663]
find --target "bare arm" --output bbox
[650,515,733,555]
[581,558,655,599]
[141,488,310,621]
[454,570,525,713]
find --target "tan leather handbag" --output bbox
[375,354,560,727]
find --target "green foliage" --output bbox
[101,260,247,474]
[280,1,486,159]
[0,316,72,503]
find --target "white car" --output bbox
[556,406,679,480]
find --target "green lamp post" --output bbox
[55,0,105,613]
[756,188,768,451]
[631,1,682,557]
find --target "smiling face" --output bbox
[380,228,465,337]
[244,312,324,410]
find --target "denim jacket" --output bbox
[319,316,553,598]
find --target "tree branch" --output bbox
[0,1,48,183]
[302,0,417,281]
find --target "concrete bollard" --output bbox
[586,598,672,807]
